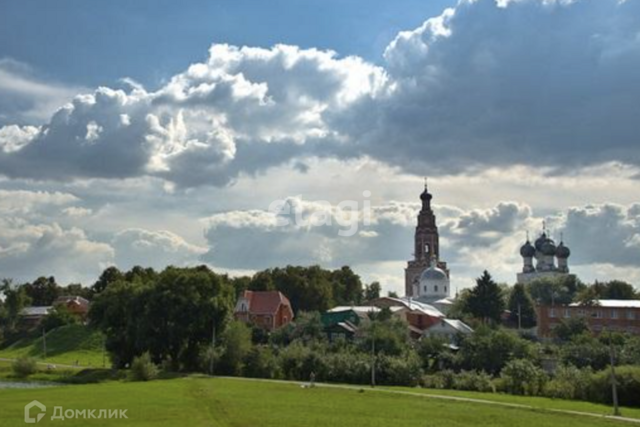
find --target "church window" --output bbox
[444,286,447,293]
[424,286,427,292]
[425,243,430,254]
[434,285,438,293]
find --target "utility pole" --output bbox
[42,327,47,360]
[608,329,621,416]
[517,303,522,331]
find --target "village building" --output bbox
[423,318,474,345]
[54,295,90,320]
[405,181,449,302]
[19,306,52,328]
[234,290,294,331]
[537,299,640,338]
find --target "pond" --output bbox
[0,380,57,389]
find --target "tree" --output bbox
[90,266,235,370]
[507,284,536,328]
[24,276,59,306]
[92,266,124,295]
[527,276,583,305]
[464,271,505,324]
[458,327,533,375]
[582,280,637,300]
[553,317,590,342]
[218,320,252,376]
[330,266,363,305]
[363,282,381,302]
[0,280,31,333]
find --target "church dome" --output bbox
[420,188,433,202]
[556,242,571,258]
[520,240,535,257]
[420,264,448,282]
[541,238,557,256]
[534,233,547,251]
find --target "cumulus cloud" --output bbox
[549,203,640,267]
[0,218,113,284]
[112,228,207,270]
[201,197,534,272]
[1,0,638,186]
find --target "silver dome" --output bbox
[420,265,448,282]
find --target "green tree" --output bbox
[92,266,124,295]
[24,276,59,306]
[553,317,589,342]
[464,271,505,324]
[363,281,381,301]
[218,320,252,376]
[459,327,533,375]
[527,276,583,305]
[584,280,637,300]
[507,284,537,328]
[0,280,31,333]
[330,266,363,305]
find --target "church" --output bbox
[404,182,455,310]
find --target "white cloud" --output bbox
[1,1,639,187]
[112,228,207,271]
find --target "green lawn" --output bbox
[0,377,632,426]
[0,324,106,367]
[385,385,640,420]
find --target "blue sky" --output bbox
[0,0,638,292]
[0,0,454,88]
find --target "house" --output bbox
[423,318,474,345]
[54,295,90,319]
[537,299,640,338]
[370,296,445,336]
[19,306,52,328]
[234,290,294,331]
[321,306,404,341]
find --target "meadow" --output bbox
[0,376,635,426]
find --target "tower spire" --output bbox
[424,176,428,190]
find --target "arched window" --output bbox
[424,286,427,292]
[434,285,438,293]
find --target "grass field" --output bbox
[386,385,640,420]
[0,377,634,426]
[0,324,105,367]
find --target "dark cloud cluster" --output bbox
[1,0,639,187]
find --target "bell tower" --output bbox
[404,180,448,296]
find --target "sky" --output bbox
[0,0,639,294]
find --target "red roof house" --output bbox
[233,291,294,331]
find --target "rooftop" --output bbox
[569,299,640,309]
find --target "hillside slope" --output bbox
[0,324,105,367]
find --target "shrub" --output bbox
[589,365,640,407]
[376,353,423,386]
[421,370,456,389]
[453,370,495,393]
[500,359,547,396]
[543,365,592,401]
[12,357,37,378]
[130,352,159,381]
[243,346,280,379]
